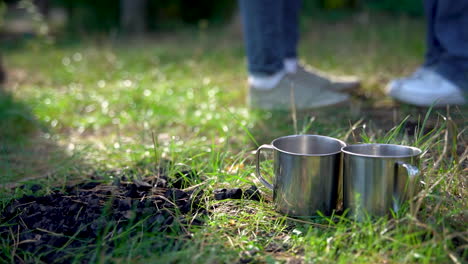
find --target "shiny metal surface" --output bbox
[342,144,421,220]
[256,135,346,217]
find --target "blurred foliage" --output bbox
[304,0,423,16]
[54,0,120,32]
[2,0,422,33]
[149,0,236,25]
[318,0,359,9]
[363,0,423,16]
[51,0,236,32]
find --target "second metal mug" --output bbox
[342,144,422,220]
[255,135,346,217]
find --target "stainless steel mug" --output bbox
[342,144,422,219]
[255,135,346,216]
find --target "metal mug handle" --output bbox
[255,144,274,190]
[393,161,420,212]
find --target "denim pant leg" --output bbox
[239,0,290,75]
[424,0,468,91]
[283,0,302,60]
[423,0,443,66]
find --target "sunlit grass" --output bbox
[1,13,466,263]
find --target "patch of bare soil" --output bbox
[0,168,261,263]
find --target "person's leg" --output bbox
[238,0,284,76]
[385,0,467,106]
[430,0,468,91]
[283,0,301,73]
[423,0,443,67]
[281,0,360,91]
[238,0,350,110]
[392,0,442,78]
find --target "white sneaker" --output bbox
[386,68,466,107]
[390,67,426,86]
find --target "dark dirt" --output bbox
[0,169,261,263]
[214,185,262,201]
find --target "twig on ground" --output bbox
[413,171,447,218]
[344,119,364,143]
[155,195,178,208]
[151,131,161,186]
[289,81,298,135]
[75,206,84,222]
[181,180,209,192]
[36,228,65,237]
[9,226,19,263]
[432,128,448,171]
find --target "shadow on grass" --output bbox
[0,86,84,187]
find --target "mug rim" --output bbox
[341,143,422,158]
[271,134,346,156]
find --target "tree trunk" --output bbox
[34,0,50,18]
[0,57,5,85]
[120,0,146,34]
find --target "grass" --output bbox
[1,12,467,263]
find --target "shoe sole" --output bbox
[386,83,466,107]
[395,95,466,107]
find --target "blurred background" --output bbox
[0,0,423,37]
[0,0,425,85]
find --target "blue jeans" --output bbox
[424,0,468,91]
[238,0,301,76]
